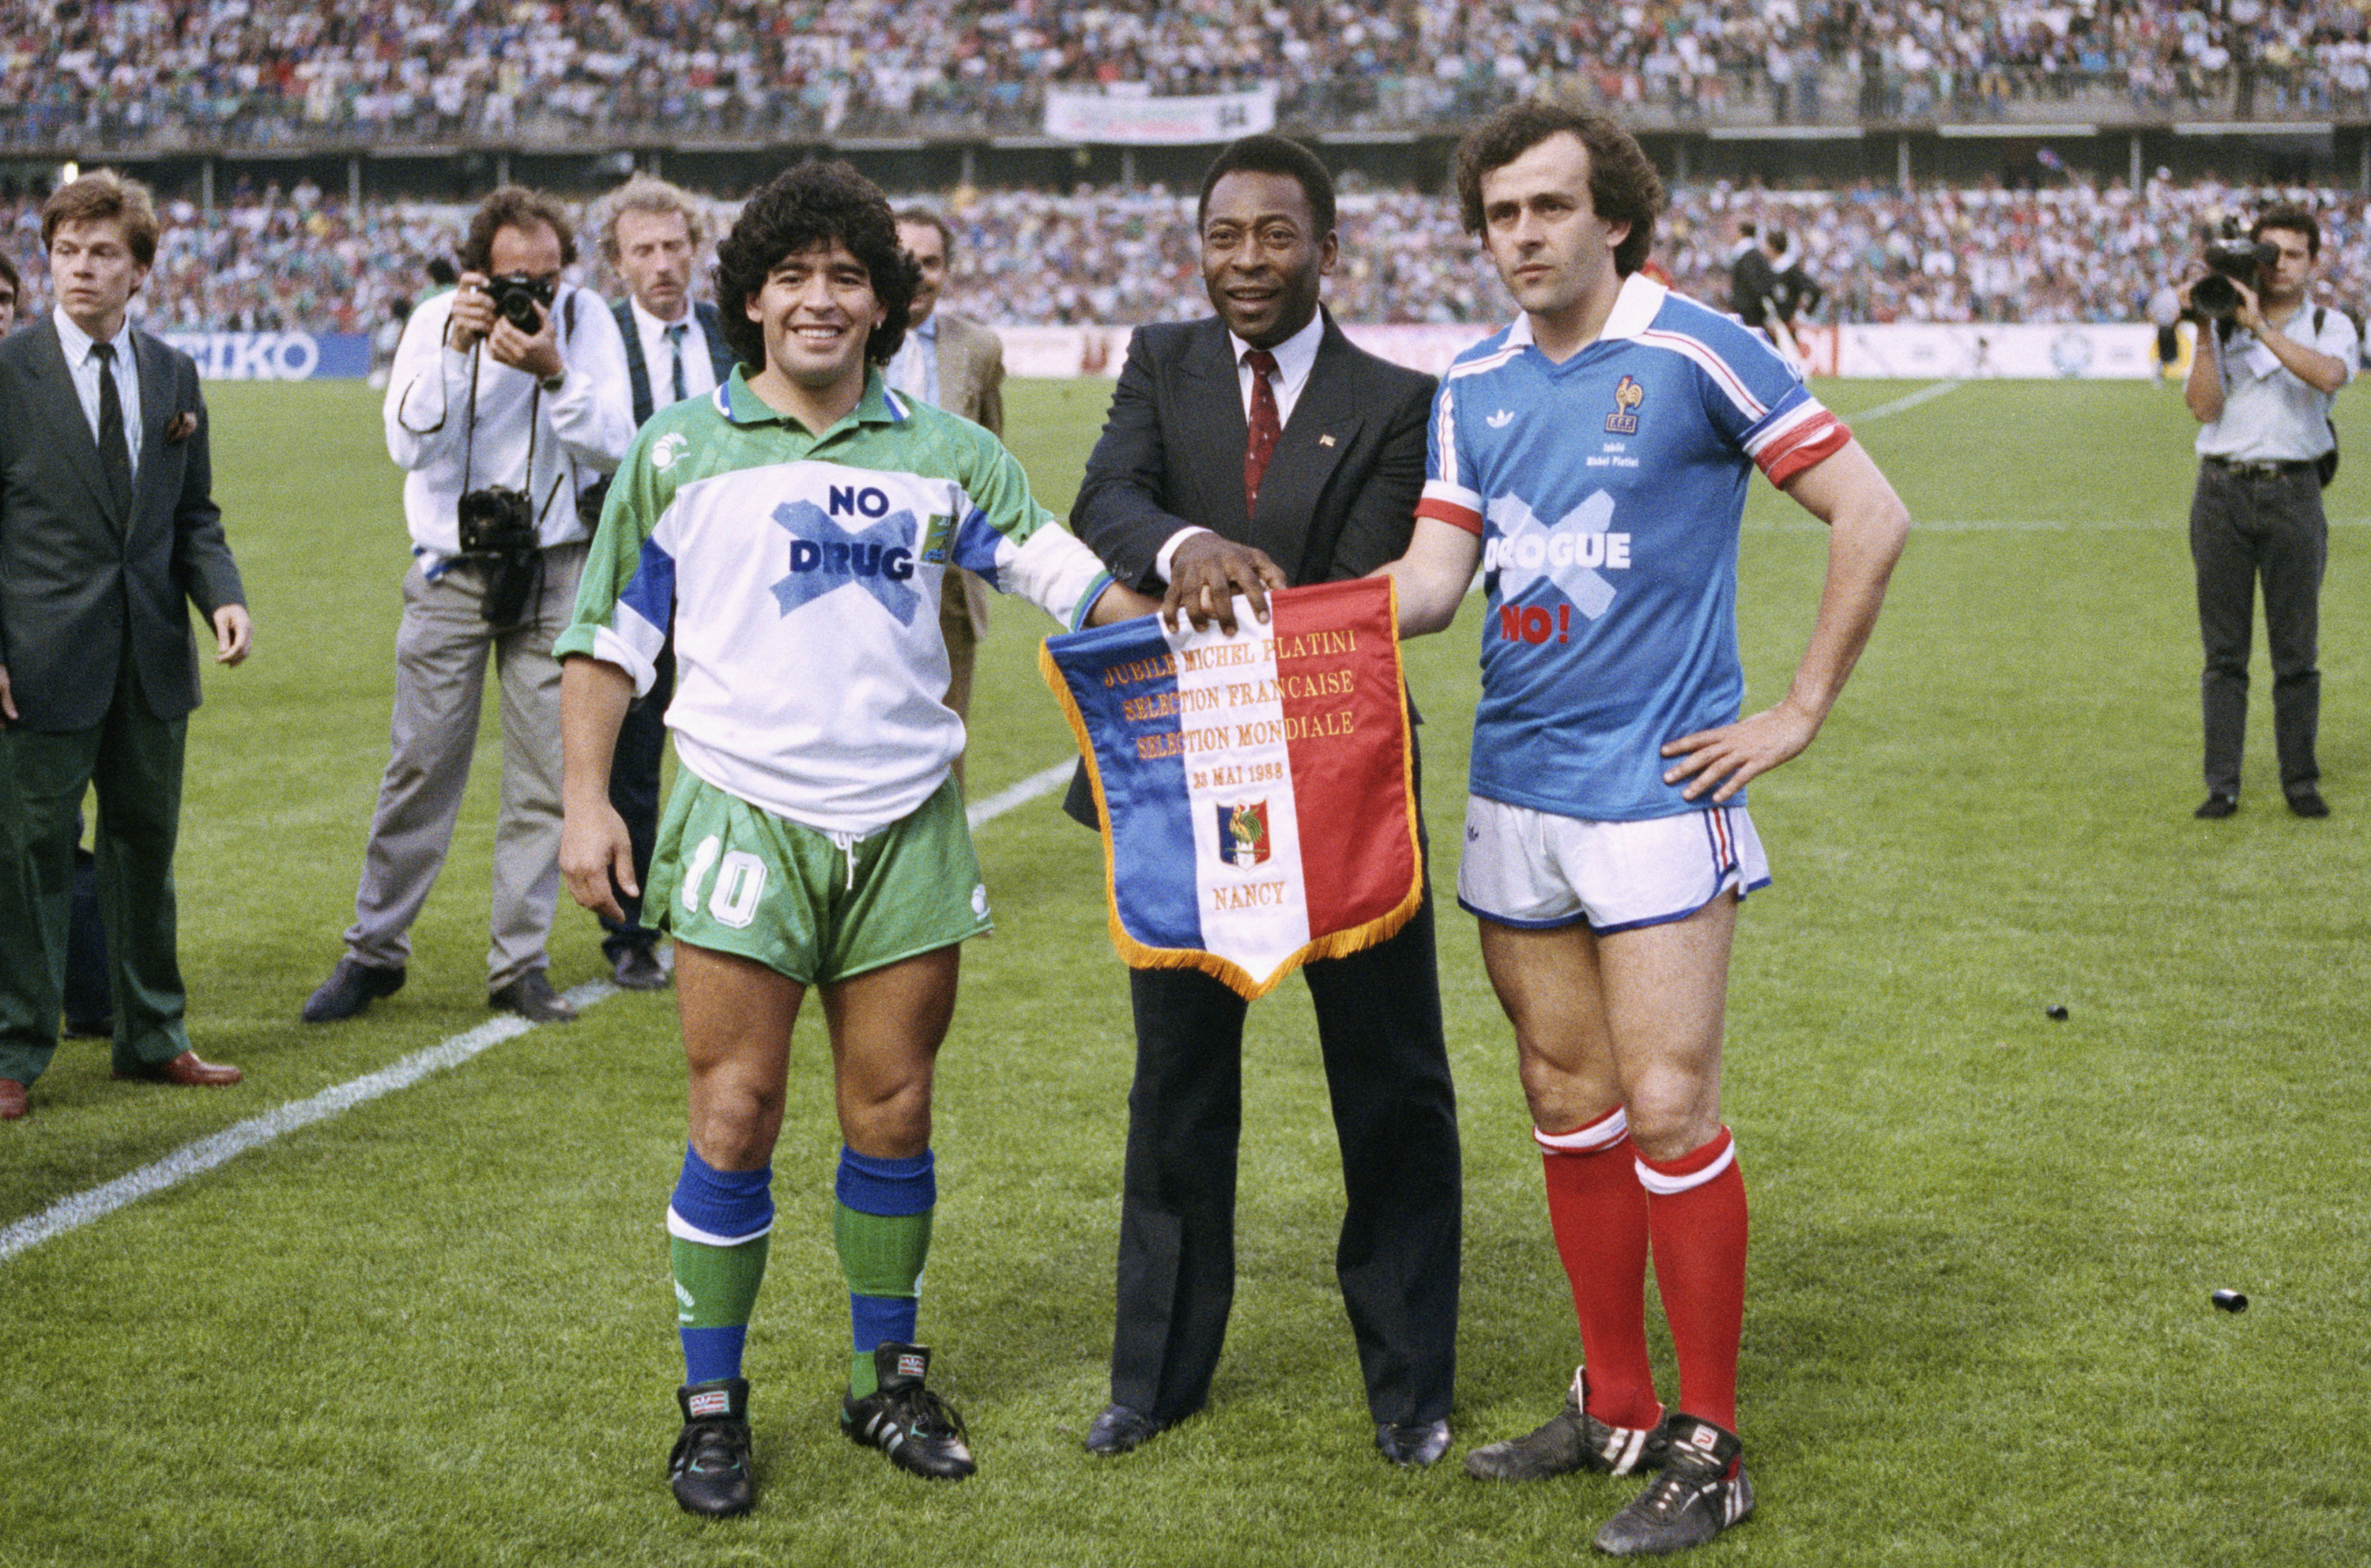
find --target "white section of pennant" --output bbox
[1170,597,1311,983]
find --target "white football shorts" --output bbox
[1457,795,1771,933]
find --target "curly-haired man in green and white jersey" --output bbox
[556,160,1154,1519]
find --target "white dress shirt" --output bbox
[887,314,940,407]
[628,295,722,405]
[53,305,142,488]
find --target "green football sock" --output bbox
[673,1229,772,1327]
[835,1202,933,1396]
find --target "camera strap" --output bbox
[458,337,541,533]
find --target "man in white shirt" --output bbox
[303,185,635,1025]
[2179,204,2358,820]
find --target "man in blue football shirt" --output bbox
[1382,102,1909,1556]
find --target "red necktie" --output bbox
[1243,347,1280,514]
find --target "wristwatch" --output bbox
[541,370,567,394]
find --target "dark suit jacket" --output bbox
[0,318,243,733]
[1729,245,1779,327]
[1065,309,1434,824]
[1072,308,1433,592]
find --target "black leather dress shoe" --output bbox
[1084,1404,1165,1455]
[2288,790,2331,818]
[610,944,669,990]
[1376,1418,1453,1468]
[302,958,406,1023]
[2194,793,2238,820]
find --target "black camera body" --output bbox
[484,272,555,333]
[2192,228,2281,320]
[458,484,543,628]
[457,484,535,556]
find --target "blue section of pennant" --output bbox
[1046,617,1201,951]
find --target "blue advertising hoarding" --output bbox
[160,331,375,381]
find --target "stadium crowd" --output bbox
[7,0,2371,151]
[6,171,2369,334]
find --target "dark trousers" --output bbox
[0,664,192,1086]
[1109,891,1461,1428]
[64,832,111,1029]
[2190,462,2326,798]
[599,645,673,959]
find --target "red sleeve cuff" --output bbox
[1415,496,1483,535]
[1759,415,1851,488]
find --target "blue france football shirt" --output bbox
[1416,273,1849,822]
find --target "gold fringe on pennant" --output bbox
[1035,578,1425,1002]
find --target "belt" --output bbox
[2205,454,2318,479]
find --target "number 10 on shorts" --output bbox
[680,835,767,929]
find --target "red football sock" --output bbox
[1639,1126,1748,1434]
[1537,1107,1660,1430]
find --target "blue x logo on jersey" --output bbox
[768,501,923,625]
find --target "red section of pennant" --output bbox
[1272,579,1415,938]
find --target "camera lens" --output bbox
[2192,275,2240,317]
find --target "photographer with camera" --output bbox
[303,186,633,1025]
[2179,205,2357,821]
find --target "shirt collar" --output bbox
[1227,307,1325,383]
[719,363,902,429]
[630,295,694,340]
[910,313,938,345]
[52,304,126,364]
[1500,273,1667,354]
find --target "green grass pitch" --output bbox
[1,373,2365,1566]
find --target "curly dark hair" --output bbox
[714,162,919,371]
[458,185,578,274]
[1453,102,1665,279]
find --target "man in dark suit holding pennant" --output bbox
[0,171,253,1122]
[1065,133,1462,1466]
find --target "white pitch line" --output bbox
[2,764,1081,1265]
[965,758,1074,828]
[1845,379,1966,422]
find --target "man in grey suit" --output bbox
[1065,134,1462,1466]
[0,171,253,1122]
[889,209,1006,780]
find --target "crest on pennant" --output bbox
[1216,801,1271,869]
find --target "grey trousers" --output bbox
[2189,462,2326,799]
[341,542,586,990]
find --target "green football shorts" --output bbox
[646,771,992,986]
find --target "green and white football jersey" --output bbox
[558,367,1113,834]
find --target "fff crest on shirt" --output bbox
[1604,375,1645,435]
